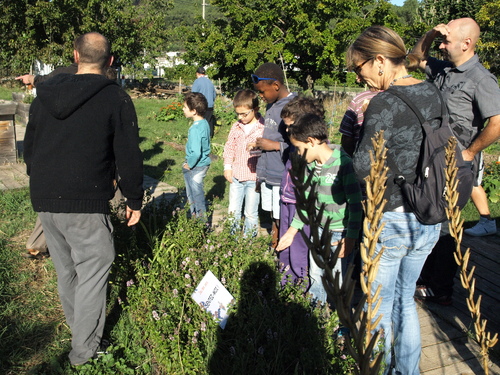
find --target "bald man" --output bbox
[24,32,143,365]
[414,18,500,237]
[412,18,500,305]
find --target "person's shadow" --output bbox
[209,261,330,374]
[206,175,227,202]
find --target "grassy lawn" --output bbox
[1,84,499,373]
[135,97,229,208]
[0,84,16,100]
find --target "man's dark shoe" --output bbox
[94,339,112,359]
[425,294,453,306]
[415,285,452,306]
[22,250,50,260]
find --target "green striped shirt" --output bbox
[291,144,362,239]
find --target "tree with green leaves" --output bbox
[179,0,399,90]
[419,0,485,27]
[0,0,172,77]
[476,0,500,75]
[393,0,420,25]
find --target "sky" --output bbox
[390,0,406,6]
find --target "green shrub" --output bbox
[214,96,236,129]
[161,65,197,84]
[483,161,500,203]
[23,93,35,104]
[345,72,359,88]
[315,75,338,89]
[118,208,350,374]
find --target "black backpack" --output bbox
[386,88,474,225]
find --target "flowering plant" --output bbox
[116,206,351,374]
[156,101,184,122]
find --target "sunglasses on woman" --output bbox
[353,58,373,75]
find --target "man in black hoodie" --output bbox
[24,32,144,366]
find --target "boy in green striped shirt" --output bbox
[276,114,362,304]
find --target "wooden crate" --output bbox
[16,102,30,126]
[0,101,18,164]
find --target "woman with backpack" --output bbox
[348,26,442,375]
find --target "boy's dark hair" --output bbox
[233,89,259,109]
[288,113,328,143]
[281,96,325,121]
[184,92,208,117]
[254,63,285,84]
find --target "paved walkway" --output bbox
[2,125,500,374]
[1,125,177,200]
[419,232,500,374]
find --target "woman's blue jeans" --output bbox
[370,212,440,375]
[183,165,209,217]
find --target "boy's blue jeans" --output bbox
[308,229,347,304]
[228,178,260,236]
[183,165,209,217]
[371,211,440,375]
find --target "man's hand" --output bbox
[276,227,298,251]
[126,206,141,226]
[463,115,500,160]
[15,74,34,85]
[224,169,233,183]
[412,23,450,70]
[462,149,475,162]
[433,23,450,37]
[256,137,280,151]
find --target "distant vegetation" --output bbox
[1,0,498,88]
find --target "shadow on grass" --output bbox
[141,138,179,180]
[140,136,162,160]
[209,261,331,375]
[143,159,177,182]
[206,175,226,202]
[0,317,71,374]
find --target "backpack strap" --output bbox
[386,88,426,125]
[383,86,445,185]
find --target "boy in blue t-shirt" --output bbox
[182,92,211,218]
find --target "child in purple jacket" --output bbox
[277,96,325,289]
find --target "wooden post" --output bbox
[179,77,182,95]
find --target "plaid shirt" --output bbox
[223,117,265,182]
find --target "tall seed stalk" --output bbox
[290,131,388,375]
[445,137,498,374]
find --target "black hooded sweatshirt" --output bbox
[24,73,144,213]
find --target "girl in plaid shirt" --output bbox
[223,90,265,236]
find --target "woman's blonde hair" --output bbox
[346,25,420,72]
